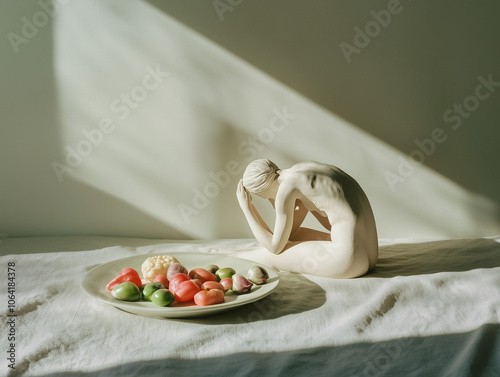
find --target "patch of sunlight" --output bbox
[52,0,500,239]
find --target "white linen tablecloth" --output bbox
[1,236,499,376]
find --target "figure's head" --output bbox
[242,159,280,198]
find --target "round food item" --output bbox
[153,275,169,288]
[219,277,233,292]
[168,273,190,294]
[194,289,224,306]
[232,274,253,294]
[174,280,201,303]
[141,255,179,282]
[189,268,217,283]
[201,281,225,292]
[142,282,164,301]
[166,263,188,281]
[111,282,142,301]
[204,264,219,274]
[151,289,175,307]
[215,267,236,281]
[247,265,269,285]
[106,268,142,291]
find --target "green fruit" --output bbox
[215,267,236,281]
[111,282,141,301]
[142,282,164,301]
[151,289,175,307]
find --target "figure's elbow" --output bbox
[269,247,282,255]
[264,245,280,255]
[266,239,288,255]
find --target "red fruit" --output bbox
[219,278,233,292]
[194,289,225,306]
[153,275,169,289]
[189,268,217,283]
[106,268,142,291]
[191,279,203,289]
[201,281,225,292]
[174,280,201,303]
[168,273,190,294]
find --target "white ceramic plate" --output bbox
[81,252,280,318]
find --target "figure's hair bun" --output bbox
[242,159,280,194]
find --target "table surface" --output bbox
[1,236,500,376]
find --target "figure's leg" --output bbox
[234,239,370,279]
[289,227,331,242]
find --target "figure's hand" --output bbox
[236,179,252,210]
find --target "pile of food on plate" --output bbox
[105,255,269,307]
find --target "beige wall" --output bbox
[1,0,499,240]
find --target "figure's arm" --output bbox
[237,180,274,244]
[311,210,332,231]
[237,180,296,254]
[289,200,309,236]
[236,180,271,233]
[249,197,272,234]
[267,183,297,254]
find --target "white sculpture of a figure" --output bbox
[236,159,378,278]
